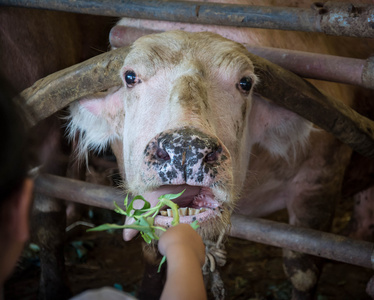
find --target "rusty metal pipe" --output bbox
[230,214,374,270]
[1,0,374,38]
[34,174,125,210]
[35,174,374,269]
[246,46,374,90]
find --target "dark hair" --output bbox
[0,79,28,202]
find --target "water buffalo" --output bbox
[98,1,374,297]
[69,30,312,232]
[65,29,354,300]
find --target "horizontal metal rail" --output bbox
[247,47,374,90]
[35,174,125,209]
[1,0,374,38]
[230,214,374,270]
[35,173,374,270]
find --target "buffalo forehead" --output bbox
[125,31,255,78]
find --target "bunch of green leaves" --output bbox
[88,190,199,271]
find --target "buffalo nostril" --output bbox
[205,151,217,163]
[156,147,170,161]
[204,147,221,163]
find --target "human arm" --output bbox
[158,223,207,300]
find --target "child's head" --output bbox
[0,79,32,284]
[0,80,28,205]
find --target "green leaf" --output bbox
[158,255,167,273]
[88,191,200,252]
[159,198,180,226]
[87,223,129,232]
[126,195,150,217]
[171,211,179,226]
[87,222,162,233]
[140,231,153,244]
[113,201,126,215]
[125,199,135,217]
[159,189,185,200]
[190,220,200,230]
[124,194,129,208]
[136,217,158,241]
[133,195,151,210]
[157,191,187,226]
[138,216,154,228]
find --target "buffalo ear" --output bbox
[66,87,125,158]
[248,93,313,161]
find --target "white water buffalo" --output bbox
[67,29,339,300]
[69,29,313,237]
[95,1,374,298]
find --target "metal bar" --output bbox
[35,173,374,269]
[230,214,374,270]
[1,0,374,38]
[246,46,374,90]
[34,174,125,210]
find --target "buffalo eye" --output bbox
[238,77,252,93]
[124,70,140,87]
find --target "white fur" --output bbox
[66,95,120,160]
[249,94,313,162]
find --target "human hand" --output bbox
[158,223,205,267]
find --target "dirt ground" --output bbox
[4,195,374,300]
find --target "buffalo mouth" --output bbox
[123,184,223,241]
[155,186,222,226]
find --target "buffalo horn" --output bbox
[15,46,130,127]
[248,52,374,159]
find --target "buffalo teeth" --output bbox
[159,208,207,217]
[188,208,197,215]
[179,207,188,216]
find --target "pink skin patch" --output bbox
[191,187,219,208]
[122,185,221,241]
[79,89,123,117]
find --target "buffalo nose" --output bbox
[154,128,222,164]
[155,139,222,164]
[144,127,228,184]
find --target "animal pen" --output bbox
[2,0,374,298]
